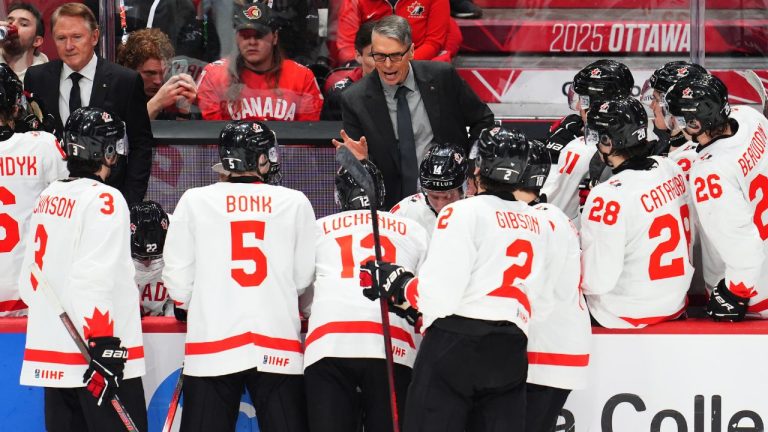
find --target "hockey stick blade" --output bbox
[30,264,142,432]
[336,145,377,204]
[741,70,767,107]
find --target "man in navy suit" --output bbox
[336,15,493,209]
[25,2,153,206]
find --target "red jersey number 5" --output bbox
[231,220,267,287]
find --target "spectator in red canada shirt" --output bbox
[196,2,323,121]
[335,0,457,65]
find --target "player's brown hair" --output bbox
[50,2,98,32]
[116,29,175,70]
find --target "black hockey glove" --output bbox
[391,304,422,330]
[359,261,415,306]
[173,303,188,322]
[82,336,128,406]
[706,280,750,322]
[545,114,583,163]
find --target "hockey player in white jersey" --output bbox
[581,97,694,328]
[304,160,428,432]
[666,74,768,321]
[0,64,68,316]
[130,200,174,317]
[361,126,571,432]
[390,142,468,237]
[17,107,147,430]
[163,120,315,432]
[543,59,634,225]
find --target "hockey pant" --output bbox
[525,383,571,432]
[180,367,308,432]
[44,377,147,432]
[403,315,528,432]
[305,357,412,432]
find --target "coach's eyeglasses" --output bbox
[370,47,411,63]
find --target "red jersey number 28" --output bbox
[230,220,267,287]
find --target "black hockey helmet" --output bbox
[472,126,551,188]
[641,61,708,107]
[0,63,22,112]
[664,74,730,133]
[130,200,169,260]
[586,97,648,150]
[420,142,468,192]
[335,159,386,211]
[569,59,634,111]
[64,107,127,161]
[218,120,281,183]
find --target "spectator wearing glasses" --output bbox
[334,15,493,208]
[196,1,323,121]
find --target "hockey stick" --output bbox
[740,70,768,116]
[335,146,400,432]
[161,367,183,432]
[30,264,142,432]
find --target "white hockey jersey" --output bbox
[527,203,590,390]
[304,210,428,369]
[18,178,145,388]
[668,142,698,181]
[390,193,437,239]
[581,156,694,328]
[134,258,173,316]
[404,194,562,334]
[0,131,67,316]
[688,106,768,317]
[541,136,596,226]
[163,181,316,377]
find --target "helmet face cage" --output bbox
[129,201,169,259]
[665,74,730,134]
[474,126,532,185]
[334,160,386,211]
[219,121,281,183]
[571,60,634,111]
[64,108,127,161]
[585,98,648,150]
[419,143,468,192]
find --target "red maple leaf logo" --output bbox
[83,308,114,340]
[590,68,602,78]
[676,67,690,77]
[729,281,756,298]
[681,87,693,98]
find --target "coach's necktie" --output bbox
[69,72,83,116]
[395,86,418,197]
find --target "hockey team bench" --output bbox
[1,317,766,431]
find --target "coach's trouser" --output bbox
[305,357,412,432]
[404,315,528,432]
[525,384,571,432]
[180,368,308,432]
[44,377,147,432]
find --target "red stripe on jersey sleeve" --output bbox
[24,346,145,365]
[185,332,303,356]
[52,139,66,159]
[528,352,590,367]
[748,298,768,313]
[305,321,416,348]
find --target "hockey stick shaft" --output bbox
[336,147,400,432]
[741,70,768,115]
[31,265,142,432]
[161,368,183,432]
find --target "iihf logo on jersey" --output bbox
[681,87,693,99]
[590,68,602,78]
[408,1,425,17]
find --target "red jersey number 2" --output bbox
[230,220,267,287]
